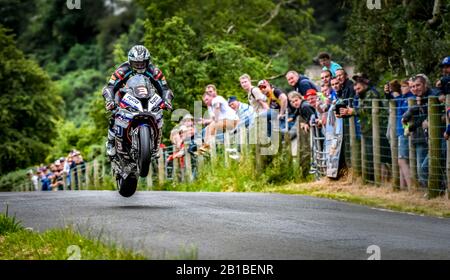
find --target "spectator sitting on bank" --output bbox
[285,70,318,98]
[239,74,269,114]
[228,96,255,128]
[318,52,342,77]
[199,87,239,153]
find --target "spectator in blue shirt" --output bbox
[318,52,342,77]
[228,96,255,128]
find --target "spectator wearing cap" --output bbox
[239,74,269,114]
[318,52,342,77]
[437,56,450,95]
[258,79,296,134]
[228,96,255,128]
[285,70,318,98]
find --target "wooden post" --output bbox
[146,163,153,191]
[297,117,310,178]
[173,157,179,184]
[361,133,367,184]
[93,159,99,190]
[224,132,231,167]
[239,126,248,158]
[184,144,193,183]
[372,99,381,186]
[210,137,217,167]
[389,100,400,190]
[446,95,450,199]
[428,96,441,198]
[62,173,67,191]
[255,116,263,176]
[76,167,82,191]
[408,98,418,189]
[158,148,165,186]
[349,116,361,180]
[85,162,90,190]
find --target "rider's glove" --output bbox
[105,101,116,111]
[160,99,173,111]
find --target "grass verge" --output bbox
[0,208,141,260]
[262,177,450,218]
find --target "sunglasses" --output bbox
[258,85,267,89]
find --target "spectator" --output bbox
[40,167,52,191]
[27,169,39,191]
[72,151,86,190]
[50,160,64,191]
[340,74,379,181]
[285,70,318,97]
[64,154,74,190]
[199,89,239,153]
[239,74,269,114]
[228,96,255,128]
[257,79,295,133]
[385,80,414,189]
[318,52,342,77]
[320,70,333,87]
[402,75,435,188]
[335,68,356,108]
[437,56,450,95]
[288,91,317,133]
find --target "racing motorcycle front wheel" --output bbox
[138,125,152,177]
[117,175,138,197]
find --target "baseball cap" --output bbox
[228,96,238,104]
[440,56,450,67]
[257,80,270,88]
[304,89,317,98]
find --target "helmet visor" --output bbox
[130,61,147,72]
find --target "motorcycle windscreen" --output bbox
[120,93,144,111]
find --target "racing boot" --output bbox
[106,129,116,158]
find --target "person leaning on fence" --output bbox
[285,70,318,98]
[339,74,379,181]
[228,96,255,128]
[27,169,39,191]
[402,75,436,188]
[239,74,269,114]
[385,79,415,189]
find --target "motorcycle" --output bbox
[111,74,165,197]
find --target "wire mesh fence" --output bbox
[15,96,450,199]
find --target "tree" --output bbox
[0,26,62,174]
[344,0,450,81]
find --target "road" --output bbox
[0,191,449,260]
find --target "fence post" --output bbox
[407,98,419,189]
[239,126,248,158]
[389,100,400,190]
[297,117,310,178]
[255,116,263,176]
[224,132,231,168]
[93,159,99,190]
[349,116,361,180]
[372,99,381,186]
[210,137,217,166]
[173,156,180,184]
[184,144,193,183]
[446,95,450,199]
[428,96,441,198]
[158,148,165,186]
[85,162,90,190]
[146,162,153,191]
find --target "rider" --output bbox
[102,45,174,158]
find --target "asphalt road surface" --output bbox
[0,191,449,260]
